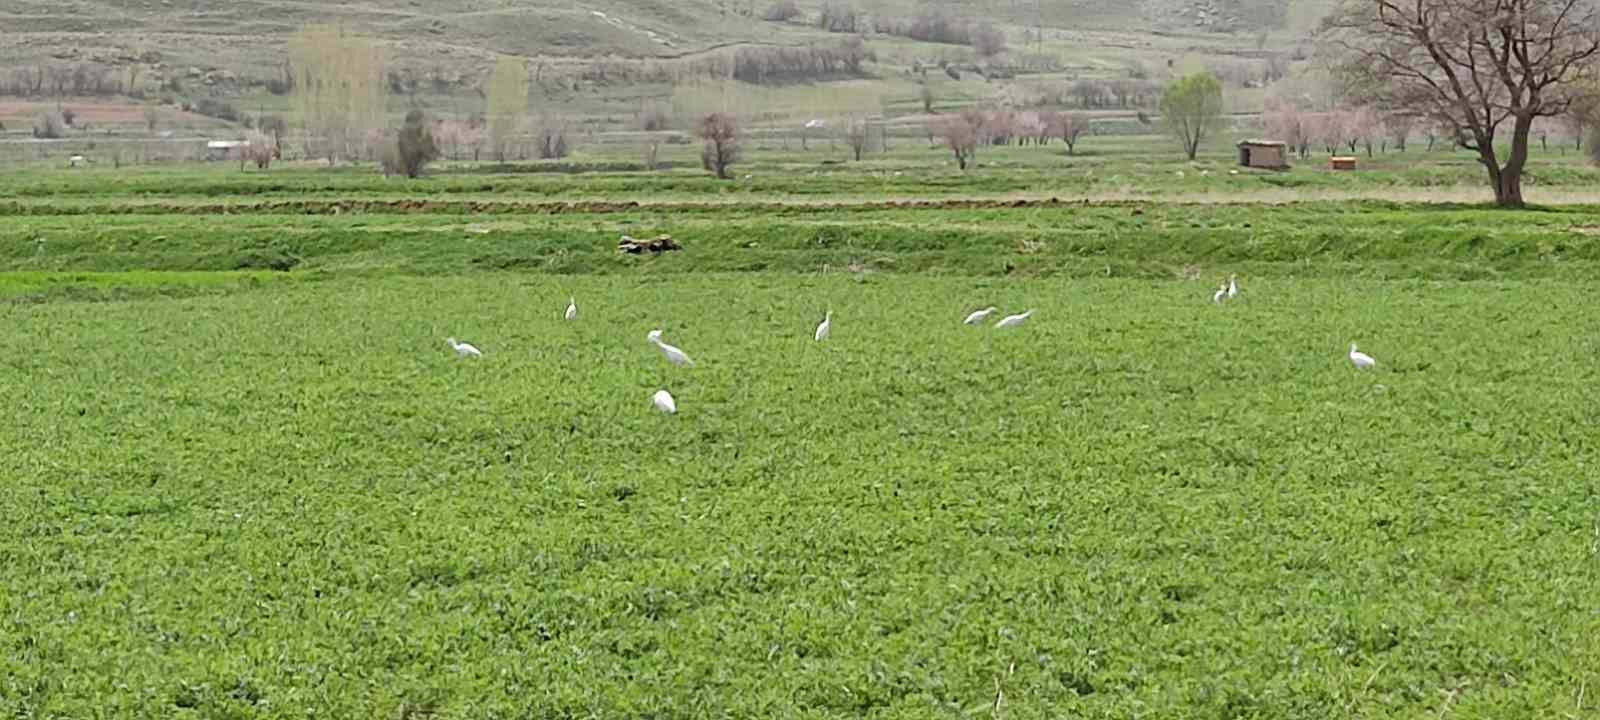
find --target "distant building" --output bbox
[1237,140,1289,170]
[206,140,248,161]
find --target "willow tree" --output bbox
[485,56,529,162]
[1321,0,1600,208]
[288,24,387,163]
[1161,73,1225,160]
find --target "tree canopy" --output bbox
[1160,73,1225,161]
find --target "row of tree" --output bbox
[927,106,1094,170]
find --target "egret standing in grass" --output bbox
[565,297,578,321]
[446,337,482,358]
[653,389,677,415]
[995,310,1034,328]
[1212,283,1228,304]
[815,311,832,342]
[1227,274,1240,300]
[648,330,694,366]
[1349,343,1377,370]
[964,306,998,325]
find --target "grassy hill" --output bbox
[1,0,1332,71]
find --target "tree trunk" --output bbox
[1490,114,1533,209]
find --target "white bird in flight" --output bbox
[565,297,578,321]
[648,330,694,366]
[446,337,482,358]
[815,311,832,342]
[964,306,998,325]
[1349,343,1377,370]
[653,389,677,415]
[995,310,1034,328]
[1227,274,1240,300]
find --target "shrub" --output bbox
[817,4,860,32]
[972,24,1007,59]
[386,110,439,178]
[243,131,275,170]
[763,0,801,21]
[32,112,63,139]
[194,98,241,122]
[534,117,572,159]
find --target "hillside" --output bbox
[1,0,1332,75]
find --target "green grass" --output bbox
[3,202,1597,280]
[3,150,1598,717]
[3,274,1597,718]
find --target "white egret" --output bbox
[815,311,832,341]
[1227,274,1240,300]
[964,307,998,325]
[565,297,578,321]
[648,330,694,366]
[446,337,482,358]
[995,310,1034,328]
[653,389,677,415]
[1212,284,1227,304]
[1349,343,1377,370]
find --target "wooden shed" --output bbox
[1237,140,1290,169]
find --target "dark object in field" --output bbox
[619,234,682,255]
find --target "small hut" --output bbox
[1237,140,1290,170]
[205,140,247,161]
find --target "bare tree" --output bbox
[244,131,275,170]
[697,113,742,179]
[1386,112,1416,152]
[1051,112,1090,154]
[1347,105,1383,156]
[933,115,979,170]
[259,115,288,159]
[845,116,869,160]
[1322,0,1600,207]
[143,106,160,133]
[533,115,572,159]
[1264,104,1313,158]
[1562,100,1596,151]
[1318,111,1351,154]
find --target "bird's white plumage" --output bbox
[995,310,1034,328]
[447,337,482,358]
[1349,343,1377,369]
[648,330,694,366]
[964,306,998,325]
[1227,275,1240,300]
[565,297,578,321]
[815,311,832,342]
[1212,286,1227,304]
[653,389,677,415]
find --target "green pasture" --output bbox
[3,274,1597,718]
[2,149,1598,718]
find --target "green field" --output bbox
[3,150,1599,717]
